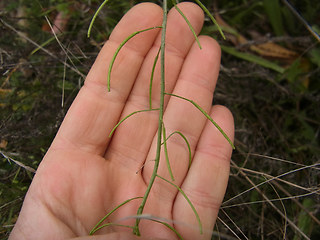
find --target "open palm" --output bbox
[9,2,234,240]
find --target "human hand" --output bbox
[9,2,234,240]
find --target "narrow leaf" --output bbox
[263,0,284,36]
[172,0,202,49]
[90,197,142,235]
[194,0,226,39]
[149,47,161,109]
[157,174,203,234]
[162,123,175,181]
[109,109,159,137]
[88,0,110,38]
[150,219,184,240]
[30,35,59,55]
[90,223,134,235]
[163,131,192,168]
[107,26,162,91]
[165,93,235,149]
[221,45,285,73]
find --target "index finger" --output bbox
[50,3,163,155]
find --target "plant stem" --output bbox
[107,26,162,92]
[109,108,159,137]
[87,0,110,38]
[156,174,202,234]
[162,123,175,181]
[165,93,235,149]
[133,0,168,235]
[90,196,142,235]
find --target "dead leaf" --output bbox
[0,140,8,149]
[214,7,299,62]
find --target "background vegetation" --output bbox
[0,0,319,239]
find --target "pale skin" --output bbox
[9,2,234,240]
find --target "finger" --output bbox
[129,2,205,106]
[50,3,162,156]
[173,105,234,240]
[144,36,221,198]
[105,2,205,171]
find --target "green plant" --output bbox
[86,0,233,238]
[1,0,319,239]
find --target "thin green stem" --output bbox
[133,0,168,236]
[162,123,175,181]
[90,223,134,235]
[150,219,184,240]
[87,0,110,38]
[90,197,142,235]
[194,0,226,39]
[30,35,62,55]
[172,0,202,49]
[165,93,235,149]
[163,131,192,168]
[107,26,162,92]
[109,109,159,137]
[156,174,203,235]
[149,47,161,109]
